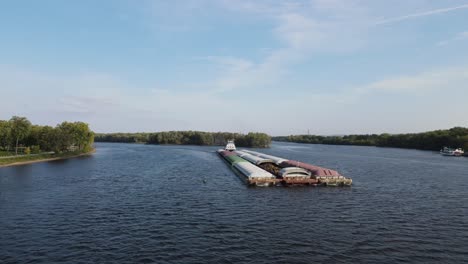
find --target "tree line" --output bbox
[95,131,271,148]
[273,127,468,153]
[0,116,94,155]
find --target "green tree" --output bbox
[0,120,11,150]
[70,122,93,151]
[37,126,56,151]
[55,122,73,152]
[272,127,468,154]
[245,132,271,148]
[31,145,41,154]
[9,116,32,155]
[53,122,94,152]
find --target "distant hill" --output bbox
[95,131,271,148]
[273,127,468,155]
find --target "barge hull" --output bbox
[218,151,277,187]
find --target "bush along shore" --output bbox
[273,127,468,156]
[0,116,95,167]
[95,131,271,148]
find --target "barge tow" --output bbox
[217,141,352,187]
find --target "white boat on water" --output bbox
[440,147,464,156]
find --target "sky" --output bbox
[1,0,468,136]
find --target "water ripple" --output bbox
[1,142,468,263]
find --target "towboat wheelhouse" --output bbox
[225,140,236,151]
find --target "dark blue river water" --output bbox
[1,142,467,263]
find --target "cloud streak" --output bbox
[198,0,372,94]
[353,66,468,96]
[376,3,468,25]
[437,30,468,46]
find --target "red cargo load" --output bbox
[280,160,341,177]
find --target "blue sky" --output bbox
[1,0,468,135]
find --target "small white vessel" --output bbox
[440,147,464,156]
[225,140,236,151]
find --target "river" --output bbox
[1,142,467,263]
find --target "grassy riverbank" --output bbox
[0,149,96,168]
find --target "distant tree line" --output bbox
[95,131,271,148]
[273,127,468,153]
[0,116,94,154]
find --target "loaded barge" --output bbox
[217,140,352,187]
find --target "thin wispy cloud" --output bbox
[437,30,468,46]
[197,0,372,94]
[363,66,468,92]
[376,3,468,25]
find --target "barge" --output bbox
[217,141,352,187]
[218,147,278,186]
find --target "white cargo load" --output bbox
[235,151,273,165]
[234,150,248,157]
[241,150,288,165]
[279,167,311,179]
[233,162,275,179]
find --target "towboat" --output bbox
[225,140,236,151]
[440,147,464,156]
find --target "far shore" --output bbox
[0,149,96,168]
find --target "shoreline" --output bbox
[0,149,96,168]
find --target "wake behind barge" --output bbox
[217,140,352,187]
